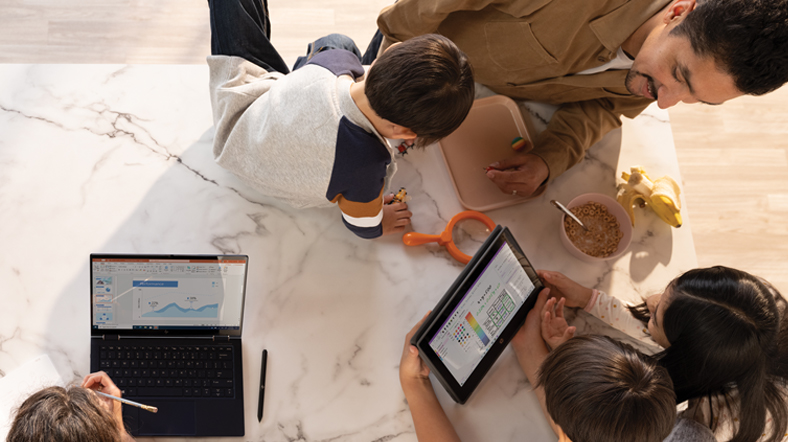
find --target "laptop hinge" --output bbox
[212,336,230,342]
[102,334,120,340]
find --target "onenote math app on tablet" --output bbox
[411,226,543,404]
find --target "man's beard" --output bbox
[625,69,657,100]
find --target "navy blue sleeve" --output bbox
[306,50,365,80]
[326,117,391,240]
[326,117,390,204]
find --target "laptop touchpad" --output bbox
[138,401,196,436]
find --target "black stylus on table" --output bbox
[258,349,268,422]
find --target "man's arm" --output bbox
[400,315,463,442]
[488,96,653,196]
[377,0,564,49]
[376,0,498,51]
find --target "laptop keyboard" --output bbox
[98,344,235,398]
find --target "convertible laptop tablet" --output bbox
[90,254,248,436]
[411,226,543,404]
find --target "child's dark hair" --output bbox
[670,0,788,95]
[365,34,474,147]
[536,335,676,442]
[629,266,788,442]
[8,386,121,442]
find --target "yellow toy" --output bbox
[389,187,410,205]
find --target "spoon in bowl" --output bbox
[550,200,589,231]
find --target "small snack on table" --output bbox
[511,136,527,150]
[563,202,623,258]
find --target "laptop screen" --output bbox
[91,255,247,332]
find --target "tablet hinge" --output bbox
[212,336,230,342]
[102,334,120,341]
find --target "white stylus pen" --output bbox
[95,390,158,413]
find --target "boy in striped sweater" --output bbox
[208,0,475,238]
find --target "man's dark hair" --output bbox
[365,34,474,147]
[8,386,121,442]
[536,335,676,442]
[671,0,788,95]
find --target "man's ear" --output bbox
[664,0,696,23]
[390,124,417,140]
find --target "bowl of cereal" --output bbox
[559,193,632,262]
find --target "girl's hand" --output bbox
[538,270,594,309]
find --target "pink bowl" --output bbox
[559,193,633,263]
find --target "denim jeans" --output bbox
[209,0,362,74]
[292,33,362,70]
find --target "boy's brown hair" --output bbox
[537,335,676,442]
[365,34,474,147]
[8,386,122,442]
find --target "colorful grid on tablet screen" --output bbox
[453,323,471,347]
[465,312,490,345]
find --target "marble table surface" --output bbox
[0,64,697,442]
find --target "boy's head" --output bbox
[537,335,676,442]
[365,34,474,147]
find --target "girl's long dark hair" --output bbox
[629,266,788,442]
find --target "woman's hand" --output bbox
[82,371,128,437]
[400,313,432,394]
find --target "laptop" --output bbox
[90,254,248,436]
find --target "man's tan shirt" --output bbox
[378,0,670,183]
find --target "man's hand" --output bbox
[541,297,576,350]
[486,153,549,197]
[537,270,594,309]
[382,194,412,235]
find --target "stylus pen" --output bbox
[258,349,268,422]
[95,391,158,413]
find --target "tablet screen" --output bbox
[428,241,536,385]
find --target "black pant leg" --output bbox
[208,0,290,74]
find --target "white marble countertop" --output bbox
[0,64,697,442]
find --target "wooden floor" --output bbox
[2,0,787,293]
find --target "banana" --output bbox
[617,166,682,228]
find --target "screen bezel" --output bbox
[411,226,543,403]
[89,253,248,337]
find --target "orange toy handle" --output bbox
[403,211,497,264]
[403,232,443,247]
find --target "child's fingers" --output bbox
[397,209,413,219]
[564,326,576,340]
[556,298,567,318]
[542,311,554,334]
[542,297,554,316]
[394,218,410,227]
